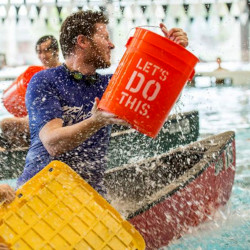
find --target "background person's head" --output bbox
[36,35,60,69]
[216,57,222,68]
[60,10,114,69]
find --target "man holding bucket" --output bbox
[16,10,189,194]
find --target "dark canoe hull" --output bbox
[0,135,28,179]
[0,111,199,180]
[0,147,28,179]
[108,110,199,168]
[105,131,236,249]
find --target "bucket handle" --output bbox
[126,25,164,47]
[126,25,163,42]
[128,25,162,37]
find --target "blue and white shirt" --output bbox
[17,65,112,194]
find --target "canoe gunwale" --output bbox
[111,110,199,137]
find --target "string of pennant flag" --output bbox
[0,0,249,25]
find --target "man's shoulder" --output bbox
[30,65,64,85]
[37,65,64,78]
[100,73,113,78]
[98,73,113,83]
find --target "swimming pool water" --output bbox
[0,83,249,249]
[167,85,250,250]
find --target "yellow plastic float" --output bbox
[0,161,145,249]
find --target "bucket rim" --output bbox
[127,35,199,67]
[133,27,199,62]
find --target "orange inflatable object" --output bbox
[2,65,45,117]
[99,28,199,138]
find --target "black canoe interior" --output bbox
[105,147,206,201]
[104,131,234,217]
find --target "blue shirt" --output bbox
[17,65,112,194]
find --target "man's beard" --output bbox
[85,42,111,69]
[94,55,111,69]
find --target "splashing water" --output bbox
[0,81,249,249]
[167,85,250,249]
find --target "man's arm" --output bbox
[39,97,129,156]
[0,116,29,147]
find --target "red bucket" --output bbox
[99,28,199,138]
[2,65,45,117]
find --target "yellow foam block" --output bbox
[0,161,145,250]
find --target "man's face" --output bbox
[36,40,58,68]
[84,23,115,69]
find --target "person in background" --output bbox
[17,10,188,195]
[215,57,228,72]
[0,35,61,148]
[35,35,61,69]
[213,57,230,85]
[0,37,60,250]
[0,53,7,69]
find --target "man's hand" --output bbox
[0,184,15,205]
[0,243,9,250]
[92,98,130,127]
[160,23,188,48]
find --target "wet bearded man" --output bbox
[0,12,188,250]
[16,11,188,196]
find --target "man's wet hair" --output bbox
[60,10,109,58]
[36,35,59,52]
